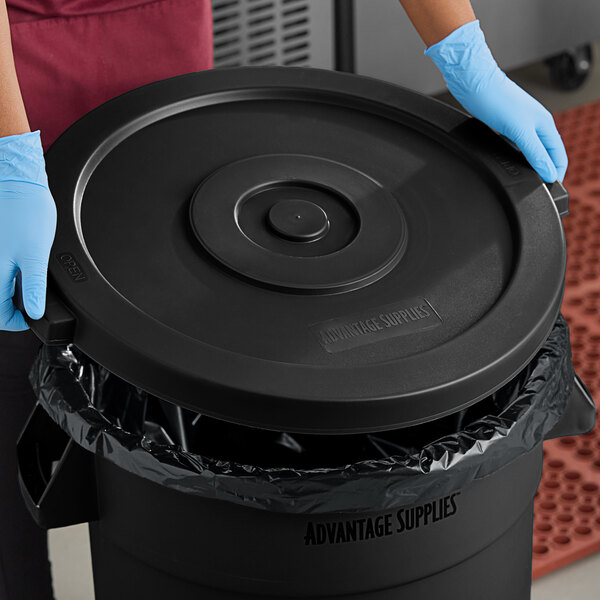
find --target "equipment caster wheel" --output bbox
[545,44,593,90]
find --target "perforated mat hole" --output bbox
[578,448,594,459]
[557,513,574,523]
[578,505,595,515]
[541,501,557,511]
[583,482,599,493]
[576,526,592,536]
[553,535,571,545]
[563,492,577,501]
[560,437,577,446]
[544,480,560,490]
[565,471,582,481]
[549,460,565,469]
[534,545,549,555]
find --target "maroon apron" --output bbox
[7,0,214,150]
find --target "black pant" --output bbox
[0,331,53,600]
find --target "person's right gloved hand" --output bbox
[426,20,568,183]
[0,130,56,331]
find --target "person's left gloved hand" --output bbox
[426,20,568,183]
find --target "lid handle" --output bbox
[545,181,569,218]
[15,273,75,345]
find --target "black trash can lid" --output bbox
[38,67,566,434]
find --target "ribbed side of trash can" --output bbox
[88,447,540,600]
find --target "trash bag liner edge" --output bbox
[29,316,574,515]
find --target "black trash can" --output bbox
[16,67,597,600]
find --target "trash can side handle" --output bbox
[17,403,98,530]
[545,374,596,440]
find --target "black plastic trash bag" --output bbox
[30,316,575,514]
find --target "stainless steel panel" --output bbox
[211,0,334,69]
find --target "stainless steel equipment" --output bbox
[211,0,600,94]
[211,0,334,69]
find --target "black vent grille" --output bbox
[212,0,311,67]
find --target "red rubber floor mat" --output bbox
[532,101,600,579]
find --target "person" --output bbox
[0,1,567,598]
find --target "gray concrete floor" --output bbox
[48,47,600,600]
[49,526,94,600]
[532,553,600,600]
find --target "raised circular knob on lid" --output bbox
[267,199,330,242]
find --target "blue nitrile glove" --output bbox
[0,130,56,331]
[426,20,567,183]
